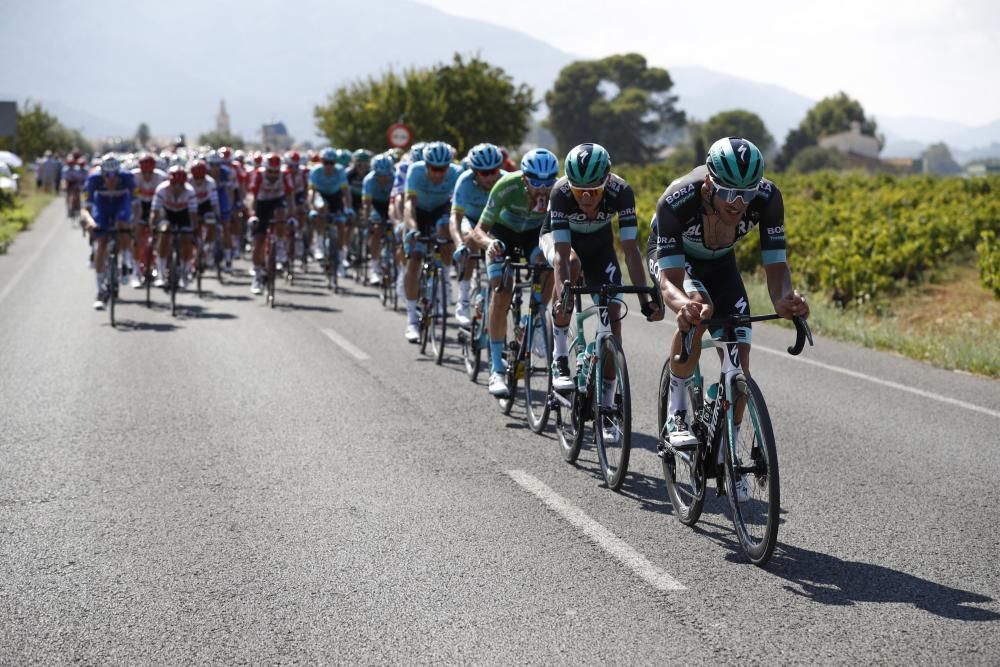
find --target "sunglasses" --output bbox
[428,165,448,173]
[524,176,556,188]
[322,160,336,166]
[474,168,500,177]
[570,184,605,197]
[710,177,759,205]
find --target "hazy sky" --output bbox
[417,0,999,127]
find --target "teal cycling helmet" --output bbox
[371,153,395,176]
[352,148,373,163]
[320,147,338,163]
[519,148,559,180]
[336,148,353,167]
[423,141,454,167]
[706,137,763,189]
[564,143,610,187]
[467,143,503,171]
[410,142,426,163]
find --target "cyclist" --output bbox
[308,147,352,269]
[189,159,222,274]
[401,141,462,342]
[206,151,237,272]
[361,152,395,284]
[541,143,661,398]
[150,165,199,288]
[63,156,87,217]
[390,142,425,299]
[651,136,808,451]
[131,153,167,287]
[470,148,559,396]
[247,153,295,294]
[82,155,136,309]
[450,143,505,326]
[284,150,309,263]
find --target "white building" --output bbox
[818,121,881,159]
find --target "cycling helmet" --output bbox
[336,148,352,167]
[138,153,156,173]
[422,141,453,167]
[320,147,338,163]
[564,143,610,187]
[285,150,301,166]
[467,143,503,171]
[265,152,282,170]
[219,146,233,161]
[520,148,559,181]
[233,149,245,161]
[410,142,426,163]
[205,151,223,167]
[100,154,121,176]
[371,153,395,176]
[190,159,208,178]
[253,151,264,167]
[705,137,763,189]
[168,165,187,184]
[352,149,373,163]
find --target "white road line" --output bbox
[755,344,1000,420]
[507,470,686,593]
[0,203,63,305]
[321,328,370,361]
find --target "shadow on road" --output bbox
[110,319,181,332]
[692,521,1000,621]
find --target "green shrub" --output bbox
[978,230,1000,297]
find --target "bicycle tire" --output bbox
[658,359,706,526]
[593,336,632,491]
[107,243,117,328]
[169,245,178,317]
[497,309,520,414]
[557,382,587,463]
[196,243,204,299]
[723,375,780,566]
[266,236,277,308]
[463,314,483,382]
[144,236,154,308]
[524,308,552,433]
[433,272,448,365]
[418,271,431,354]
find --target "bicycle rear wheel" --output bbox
[418,271,432,355]
[658,359,706,525]
[169,245,179,317]
[462,314,483,382]
[431,269,447,365]
[524,309,552,433]
[556,381,588,463]
[593,336,632,490]
[724,375,780,566]
[106,246,117,328]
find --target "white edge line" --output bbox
[321,328,370,361]
[0,202,63,305]
[507,470,686,592]
[755,344,1000,420]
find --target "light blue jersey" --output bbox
[309,164,347,195]
[362,171,393,203]
[404,162,462,212]
[452,169,501,224]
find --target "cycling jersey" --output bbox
[346,164,368,200]
[308,164,347,196]
[362,171,393,222]
[650,165,786,272]
[542,174,637,243]
[285,164,308,194]
[85,171,136,227]
[404,162,462,212]
[208,166,234,218]
[391,159,412,198]
[191,175,220,213]
[151,181,197,214]
[249,168,293,202]
[452,169,501,224]
[478,171,547,233]
[132,169,167,203]
[63,166,86,190]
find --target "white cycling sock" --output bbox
[407,299,418,325]
[95,271,105,292]
[669,372,691,413]
[553,326,569,358]
[157,257,166,279]
[122,249,134,270]
[458,279,470,305]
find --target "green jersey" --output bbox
[478,171,549,233]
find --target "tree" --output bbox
[0,100,92,159]
[787,146,846,173]
[921,142,961,175]
[136,123,150,148]
[196,130,246,149]
[778,92,882,169]
[314,54,535,153]
[700,110,774,155]
[544,53,685,164]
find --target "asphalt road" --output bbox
[2,202,999,664]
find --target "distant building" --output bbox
[216,100,231,136]
[261,122,292,152]
[966,163,1000,177]
[818,121,881,159]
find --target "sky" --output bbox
[417,0,1000,127]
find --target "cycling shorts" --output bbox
[252,198,286,235]
[540,231,622,290]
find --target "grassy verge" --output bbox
[0,176,56,253]
[742,264,1000,378]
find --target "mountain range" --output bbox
[2,0,997,161]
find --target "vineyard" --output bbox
[617,167,1000,304]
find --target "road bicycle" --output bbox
[658,313,812,566]
[457,253,486,383]
[415,236,449,364]
[552,280,658,490]
[379,225,400,311]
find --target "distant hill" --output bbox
[3,0,997,160]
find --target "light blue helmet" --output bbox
[371,153,395,176]
[336,148,353,167]
[467,143,503,171]
[520,148,559,181]
[410,142,426,163]
[423,141,454,167]
[320,147,338,163]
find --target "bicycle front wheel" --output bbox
[432,270,447,365]
[593,336,632,491]
[524,309,552,433]
[556,384,587,463]
[724,375,780,566]
[106,249,117,328]
[658,359,706,526]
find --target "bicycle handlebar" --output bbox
[673,314,813,364]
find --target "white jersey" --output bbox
[152,182,198,214]
[190,175,220,209]
[132,168,168,203]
